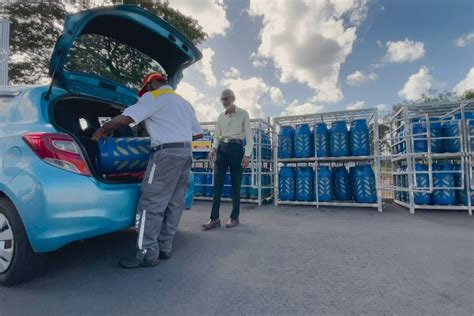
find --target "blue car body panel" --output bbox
[0,5,201,253]
[0,86,139,253]
[5,160,140,253]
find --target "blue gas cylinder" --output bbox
[97,137,152,174]
[262,172,272,197]
[193,168,204,196]
[393,134,399,154]
[294,124,314,158]
[432,163,455,205]
[453,164,472,205]
[332,166,352,201]
[458,112,474,152]
[350,119,370,156]
[330,121,349,157]
[205,171,213,197]
[351,165,377,203]
[262,132,271,159]
[296,167,314,201]
[464,112,474,152]
[240,169,251,199]
[412,120,427,153]
[222,173,232,198]
[278,126,294,158]
[401,166,408,202]
[250,134,258,158]
[249,184,258,199]
[414,164,430,205]
[279,167,296,201]
[399,125,406,154]
[442,118,461,153]
[314,123,329,157]
[185,172,195,210]
[428,118,443,153]
[394,167,403,201]
[315,166,333,202]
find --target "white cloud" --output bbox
[269,86,284,104]
[376,103,386,110]
[346,100,365,110]
[223,67,241,79]
[398,66,433,101]
[168,0,230,37]
[221,69,284,118]
[195,48,217,86]
[384,38,425,63]
[455,33,474,47]
[453,68,474,96]
[376,40,383,48]
[250,52,268,68]
[176,81,219,121]
[249,0,369,103]
[346,70,378,86]
[281,100,324,116]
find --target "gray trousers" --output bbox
[135,147,192,258]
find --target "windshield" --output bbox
[64,34,166,90]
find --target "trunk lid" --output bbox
[48,5,202,104]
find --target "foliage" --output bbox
[3,0,206,85]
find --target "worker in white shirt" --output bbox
[202,89,253,230]
[93,72,203,269]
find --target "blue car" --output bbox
[0,5,201,285]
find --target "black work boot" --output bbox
[119,249,160,269]
[159,251,172,260]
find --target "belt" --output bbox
[220,138,243,145]
[151,142,191,152]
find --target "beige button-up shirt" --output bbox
[212,106,254,156]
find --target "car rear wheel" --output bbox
[0,198,46,286]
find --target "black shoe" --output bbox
[226,218,240,228]
[159,251,172,260]
[119,251,160,269]
[202,219,221,230]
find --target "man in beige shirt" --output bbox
[202,89,254,230]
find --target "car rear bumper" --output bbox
[7,160,141,253]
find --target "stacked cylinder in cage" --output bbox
[278,119,371,159]
[193,127,273,202]
[277,117,377,204]
[395,162,464,206]
[393,108,474,209]
[394,116,463,155]
[279,164,377,203]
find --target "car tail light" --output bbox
[22,132,91,176]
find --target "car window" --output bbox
[64,34,166,90]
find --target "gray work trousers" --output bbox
[135,147,192,258]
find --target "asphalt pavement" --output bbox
[1,201,473,315]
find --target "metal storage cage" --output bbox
[383,100,474,215]
[272,108,383,212]
[191,118,275,205]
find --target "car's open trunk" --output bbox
[50,95,147,183]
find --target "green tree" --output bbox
[3,0,206,85]
[461,89,474,100]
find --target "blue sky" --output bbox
[169,0,474,121]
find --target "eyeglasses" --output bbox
[221,97,231,101]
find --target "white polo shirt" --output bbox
[123,85,203,146]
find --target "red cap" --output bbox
[137,72,168,97]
